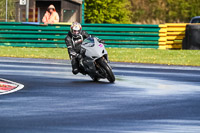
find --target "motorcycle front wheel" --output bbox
[90,76,100,82]
[97,57,115,83]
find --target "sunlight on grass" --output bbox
[0,47,69,60]
[0,47,200,66]
[107,48,200,66]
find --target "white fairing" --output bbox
[81,37,107,60]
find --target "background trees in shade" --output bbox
[0,0,200,23]
[85,0,200,24]
[84,0,131,24]
[0,0,15,21]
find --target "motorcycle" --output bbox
[78,37,115,83]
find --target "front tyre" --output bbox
[98,58,115,83]
[91,77,100,82]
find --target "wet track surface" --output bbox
[0,57,200,133]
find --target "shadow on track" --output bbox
[70,80,113,85]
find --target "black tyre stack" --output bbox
[183,24,200,50]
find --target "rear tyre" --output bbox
[98,58,115,83]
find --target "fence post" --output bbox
[82,0,85,24]
[6,0,8,22]
[26,0,29,22]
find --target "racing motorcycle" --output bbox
[78,37,115,83]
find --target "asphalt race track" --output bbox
[0,57,200,133]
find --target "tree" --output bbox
[129,0,167,24]
[128,0,200,24]
[85,0,131,24]
[189,0,200,18]
[0,0,15,21]
[167,0,191,22]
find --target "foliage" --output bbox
[129,0,167,24]
[167,0,191,22]
[0,0,199,24]
[0,0,15,21]
[84,0,131,24]
[128,0,200,24]
[85,0,200,24]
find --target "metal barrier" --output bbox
[159,23,187,49]
[0,22,187,49]
[0,22,161,49]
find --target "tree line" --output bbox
[0,0,15,21]
[1,0,200,24]
[85,0,200,24]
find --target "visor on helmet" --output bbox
[71,23,82,36]
[73,30,80,35]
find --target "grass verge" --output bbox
[0,47,200,66]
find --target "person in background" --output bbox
[42,5,59,24]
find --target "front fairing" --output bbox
[81,37,108,60]
[80,37,108,78]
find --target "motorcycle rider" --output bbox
[65,22,104,75]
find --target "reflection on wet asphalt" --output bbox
[0,57,200,133]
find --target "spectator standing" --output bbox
[42,5,59,24]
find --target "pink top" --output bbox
[42,11,59,24]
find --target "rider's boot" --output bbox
[72,68,79,75]
[71,58,79,75]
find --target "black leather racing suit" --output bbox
[65,31,90,74]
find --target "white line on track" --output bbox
[0,78,24,95]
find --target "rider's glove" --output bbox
[77,54,82,61]
[70,51,78,58]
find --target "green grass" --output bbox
[0,46,200,66]
[0,47,70,60]
[107,48,200,66]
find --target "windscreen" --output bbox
[82,37,95,47]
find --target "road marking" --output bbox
[0,78,24,95]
